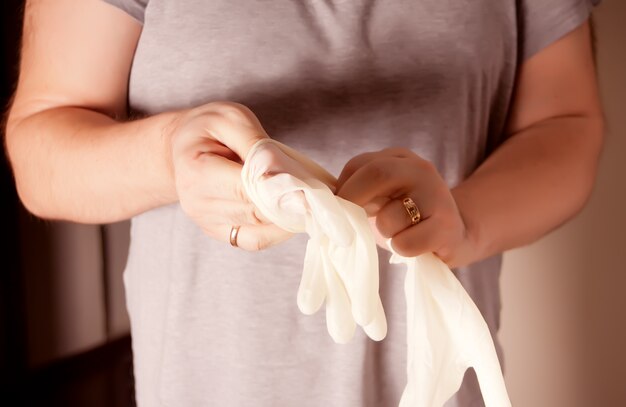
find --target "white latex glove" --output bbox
[241,139,387,343]
[242,138,511,407]
[390,250,511,407]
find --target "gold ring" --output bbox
[229,225,241,247]
[402,197,421,226]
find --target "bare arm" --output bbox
[336,21,604,268]
[451,20,604,265]
[5,0,289,250]
[5,0,179,223]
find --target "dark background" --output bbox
[1,1,134,406]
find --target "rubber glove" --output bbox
[390,250,511,407]
[241,138,387,343]
[242,138,511,406]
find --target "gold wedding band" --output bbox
[402,197,421,226]
[229,225,241,247]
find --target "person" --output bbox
[5,0,604,405]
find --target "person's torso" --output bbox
[124,1,518,406]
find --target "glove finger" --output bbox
[305,184,354,247]
[363,297,388,341]
[297,234,327,315]
[339,199,380,326]
[321,245,356,344]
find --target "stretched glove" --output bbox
[241,138,387,343]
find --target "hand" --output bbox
[336,148,473,268]
[242,139,387,343]
[168,101,292,250]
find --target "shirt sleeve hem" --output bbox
[99,0,145,25]
[522,1,597,61]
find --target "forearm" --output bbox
[5,107,180,223]
[451,115,604,267]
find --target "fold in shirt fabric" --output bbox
[241,138,511,407]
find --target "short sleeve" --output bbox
[520,0,601,61]
[100,0,148,24]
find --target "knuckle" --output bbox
[207,101,253,124]
[255,239,269,251]
[342,155,365,175]
[399,147,415,157]
[365,160,389,182]
[250,236,268,252]
[383,147,414,157]
[418,158,437,173]
[375,214,395,238]
[176,102,255,139]
[253,207,267,225]
[245,205,264,225]
[344,152,376,172]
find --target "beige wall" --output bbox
[500,1,626,405]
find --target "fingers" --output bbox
[320,247,356,344]
[375,191,466,263]
[337,148,462,264]
[193,198,272,226]
[363,298,387,341]
[175,151,274,225]
[375,195,431,238]
[389,217,441,258]
[336,148,466,264]
[175,150,289,250]
[197,101,271,161]
[297,236,327,315]
[375,198,414,238]
[172,103,303,251]
[336,151,380,188]
[336,156,416,207]
[336,147,415,190]
[213,223,293,251]
[193,153,252,201]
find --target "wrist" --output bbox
[162,111,185,200]
[449,187,490,268]
[140,109,186,207]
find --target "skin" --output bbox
[6,0,290,251]
[336,20,605,268]
[5,0,604,266]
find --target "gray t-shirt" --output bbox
[101,0,598,405]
